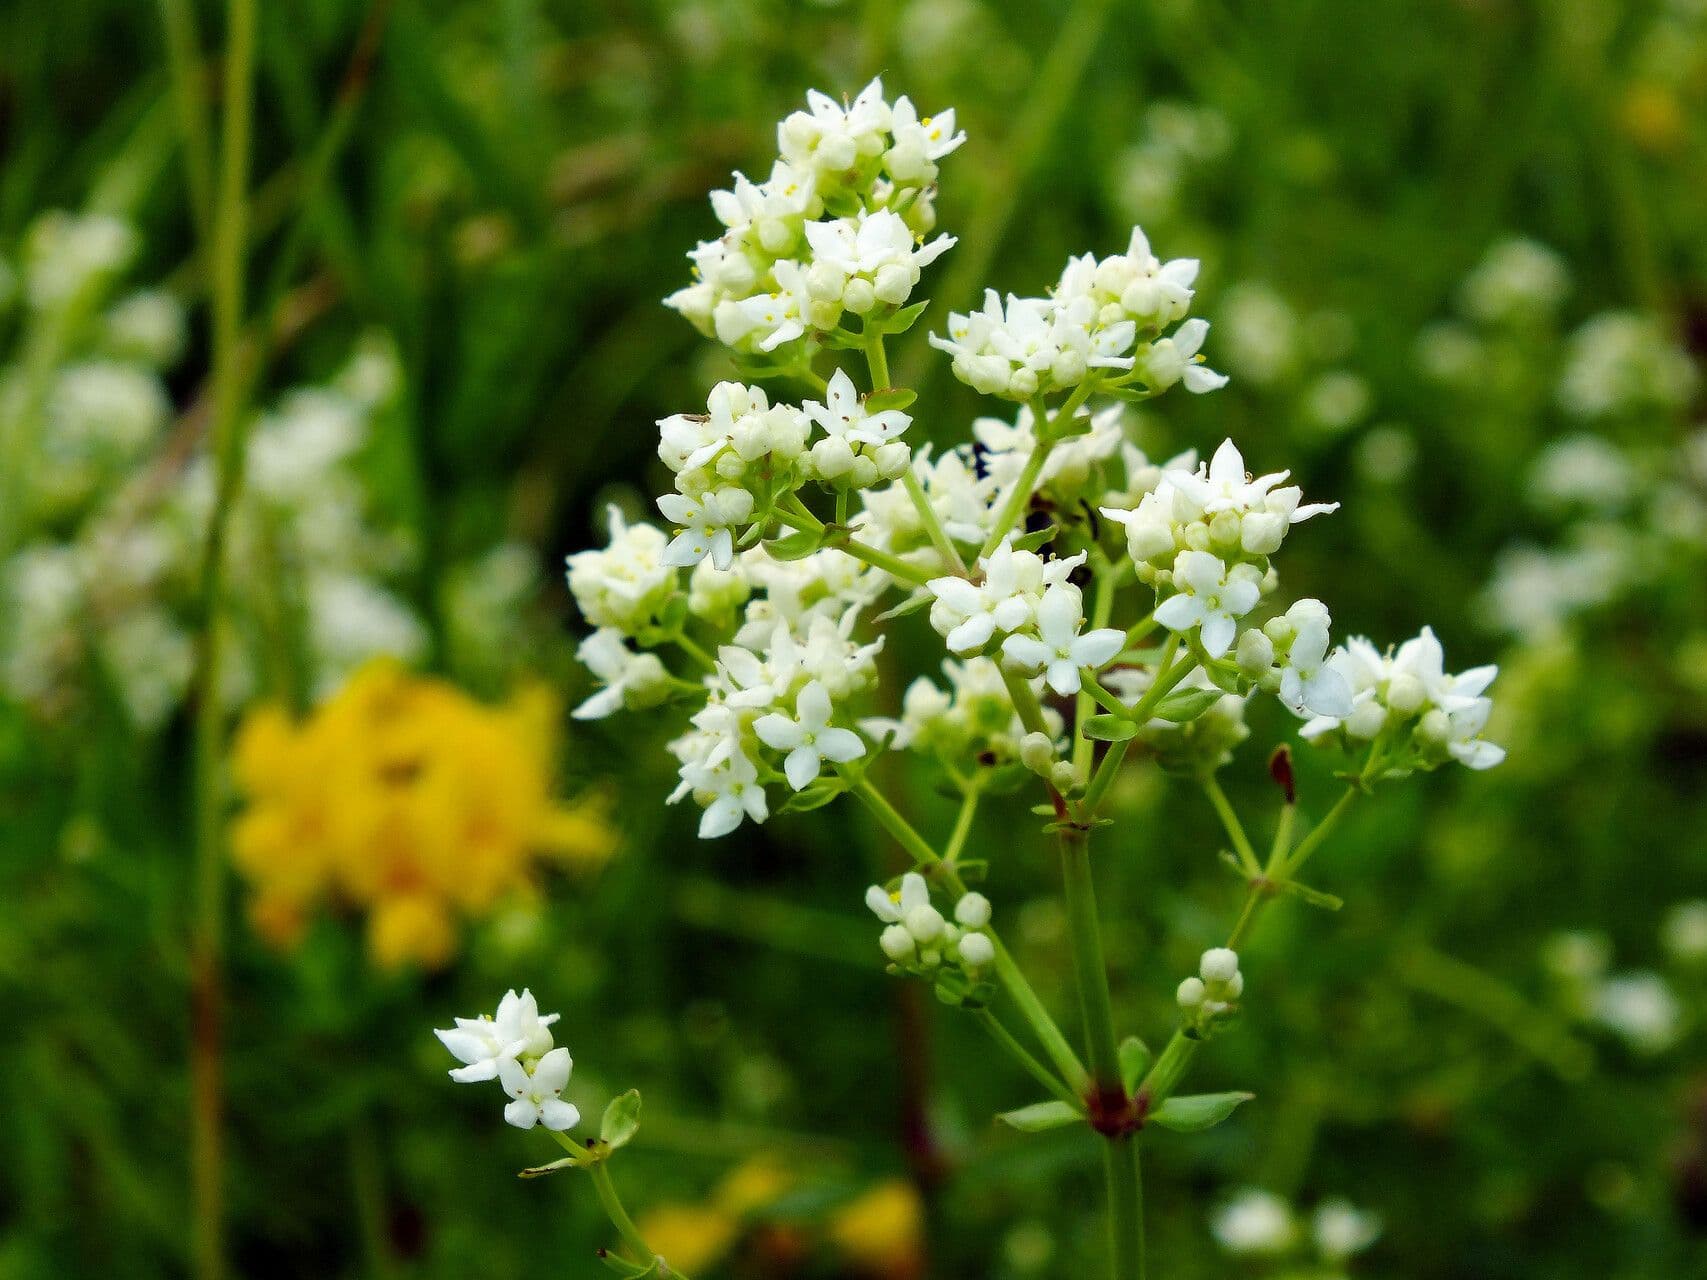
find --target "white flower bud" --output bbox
[904,904,945,943]
[1236,628,1274,676]
[1240,511,1286,555]
[958,932,994,967]
[842,277,877,315]
[1346,699,1387,739]
[880,924,916,961]
[955,893,992,928]
[1049,760,1079,792]
[1009,366,1040,399]
[873,263,914,305]
[1200,947,1240,983]
[1208,509,1242,549]
[1386,672,1426,715]
[1020,730,1056,774]
[1177,976,1206,1008]
[1416,707,1451,745]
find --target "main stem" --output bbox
[190,5,256,1279]
[1057,824,1141,1278]
[585,1161,670,1273]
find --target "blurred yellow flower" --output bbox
[827,1179,925,1277]
[230,660,617,969]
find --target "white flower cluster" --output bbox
[925,537,1124,694]
[867,872,994,972]
[1557,311,1697,420]
[1300,626,1504,772]
[435,989,580,1131]
[930,228,1225,402]
[1176,946,1244,1034]
[666,78,962,356]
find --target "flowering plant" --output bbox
[444,79,1505,1278]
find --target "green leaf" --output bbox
[1009,525,1058,552]
[874,591,932,623]
[1151,686,1228,723]
[1278,879,1343,911]
[996,1100,1084,1132]
[777,778,848,814]
[600,1089,642,1150]
[864,386,917,412]
[517,1155,583,1179]
[1118,1036,1152,1094]
[1149,1091,1254,1133]
[1083,714,1139,742]
[881,299,930,335]
[765,529,825,561]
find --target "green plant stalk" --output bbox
[1105,1136,1145,1280]
[1201,775,1260,875]
[974,1009,1081,1109]
[944,786,980,866]
[158,0,214,235]
[863,326,966,575]
[1057,824,1137,1280]
[846,775,1089,1091]
[980,438,1050,558]
[1081,738,1130,815]
[1279,786,1358,878]
[542,1140,682,1276]
[999,668,1053,740]
[189,4,257,1279]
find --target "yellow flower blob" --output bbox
[230,660,617,969]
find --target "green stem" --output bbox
[189,7,257,1280]
[1058,826,1122,1095]
[974,1009,1081,1110]
[863,323,966,576]
[944,787,980,866]
[1105,1136,1145,1280]
[1000,668,1052,740]
[672,633,717,674]
[980,438,1051,559]
[1075,569,1117,778]
[839,535,935,586]
[586,1160,680,1275]
[1280,786,1358,878]
[1081,738,1130,815]
[158,0,214,237]
[1201,775,1260,876]
[1136,1029,1197,1108]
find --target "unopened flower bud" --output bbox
[880,924,915,961]
[842,278,877,315]
[1020,730,1056,775]
[1208,509,1242,549]
[1200,947,1240,983]
[1237,628,1275,676]
[1416,707,1451,745]
[1177,976,1207,1008]
[904,904,945,943]
[955,893,992,928]
[1386,672,1426,715]
[958,932,994,967]
[1050,760,1079,792]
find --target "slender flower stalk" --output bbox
[188,5,257,1279]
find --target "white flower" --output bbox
[1056,226,1200,331]
[1000,583,1125,695]
[804,368,911,446]
[754,679,867,789]
[724,258,815,351]
[566,507,676,634]
[777,78,893,180]
[1312,1199,1382,1261]
[867,871,940,937]
[1141,317,1228,393]
[1153,550,1262,657]
[498,1047,580,1131]
[884,97,966,183]
[670,735,769,839]
[658,487,755,570]
[1211,1189,1296,1255]
[1592,972,1682,1056]
[802,209,955,312]
[573,629,671,720]
[927,539,1078,654]
[1169,439,1338,543]
[1271,600,1353,719]
[434,988,560,1083]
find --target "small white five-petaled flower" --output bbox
[754,680,867,789]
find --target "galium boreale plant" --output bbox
[443,79,1506,1278]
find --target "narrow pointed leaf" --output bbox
[996,1100,1084,1132]
[1149,1091,1255,1133]
[1083,714,1139,742]
[600,1089,642,1150]
[1118,1036,1152,1095]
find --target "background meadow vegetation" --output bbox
[2,0,1705,1276]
